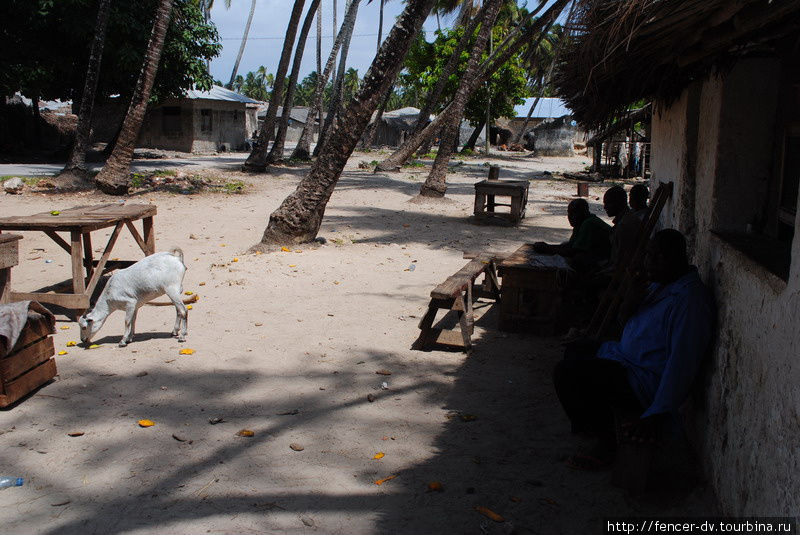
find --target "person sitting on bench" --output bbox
[552,229,715,470]
[603,185,644,272]
[629,184,650,221]
[532,199,611,273]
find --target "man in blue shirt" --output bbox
[553,229,715,469]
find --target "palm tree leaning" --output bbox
[314,0,361,157]
[259,0,437,246]
[95,0,174,195]
[228,0,256,88]
[290,0,360,160]
[58,0,113,186]
[243,0,307,172]
[419,0,503,197]
[267,0,323,163]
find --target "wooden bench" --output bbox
[412,254,501,353]
[0,234,22,304]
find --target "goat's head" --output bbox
[78,312,104,343]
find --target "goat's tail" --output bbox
[169,247,184,266]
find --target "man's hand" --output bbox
[620,414,666,444]
[533,242,552,254]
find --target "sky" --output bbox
[208,1,543,87]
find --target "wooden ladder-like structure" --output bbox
[586,181,674,339]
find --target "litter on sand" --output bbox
[374,475,397,486]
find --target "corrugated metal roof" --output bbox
[184,85,260,104]
[513,97,572,119]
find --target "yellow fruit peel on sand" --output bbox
[236,429,254,437]
[179,348,195,355]
[66,341,77,347]
[88,344,100,349]
[374,475,397,486]
[373,452,385,460]
[475,506,504,523]
[281,246,291,252]
[138,419,155,427]
[58,350,68,356]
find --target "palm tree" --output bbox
[243,0,307,171]
[314,0,361,157]
[58,0,113,182]
[259,0,436,246]
[376,0,567,171]
[419,0,503,197]
[95,0,174,195]
[228,0,256,88]
[290,0,359,160]
[267,0,324,163]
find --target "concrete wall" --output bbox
[137,98,250,153]
[651,57,799,515]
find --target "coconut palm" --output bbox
[267,0,324,163]
[228,0,256,87]
[243,0,307,171]
[260,0,436,246]
[95,0,174,195]
[58,0,113,182]
[419,0,503,197]
[290,0,359,160]
[314,0,361,157]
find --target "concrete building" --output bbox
[557,0,799,516]
[137,85,259,153]
[498,98,582,155]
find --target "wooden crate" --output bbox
[0,313,57,408]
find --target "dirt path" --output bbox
[0,151,716,534]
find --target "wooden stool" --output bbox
[0,234,22,304]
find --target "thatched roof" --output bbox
[555,0,800,127]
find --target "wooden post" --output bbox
[143,216,155,255]
[577,182,589,197]
[488,165,500,181]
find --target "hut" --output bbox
[556,0,800,516]
[135,85,259,153]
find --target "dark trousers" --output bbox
[553,339,643,444]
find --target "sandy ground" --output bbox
[0,150,717,534]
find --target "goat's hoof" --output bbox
[118,342,127,348]
[177,337,186,343]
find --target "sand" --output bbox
[0,150,716,534]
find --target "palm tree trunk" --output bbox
[314,0,359,157]
[376,0,568,171]
[462,118,485,152]
[228,0,256,88]
[331,0,338,85]
[60,0,112,177]
[243,0,307,172]
[267,0,323,163]
[260,0,436,245]
[420,0,503,198]
[291,0,356,160]
[94,0,174,195]
[513,94,541,145]
[411,2,486,138]
[358,0,388,149]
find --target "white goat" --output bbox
[78,248,188,347]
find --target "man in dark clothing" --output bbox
[553,229,715,469]
[533,199,612,273]
[603,185,644,272]
[629,184,650,221]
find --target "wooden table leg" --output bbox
[143,217,155,255]
[82,232,94,282]
[70,231,87,318]
[473,191,486,217]
[0,268,10,304]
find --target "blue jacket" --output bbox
[597,268,715,418]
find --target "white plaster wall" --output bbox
[652,59,800,515]
[190,100,248,153]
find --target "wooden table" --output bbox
[473,179,530,224]
[0,203,157,313]
[498,243,573,335]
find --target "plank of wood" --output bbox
[1,337,54,382]
[85,222,124,296]
[10,291,90,309]
[0,358,57,407]
[431,258,494,299]
[10,315,53,351]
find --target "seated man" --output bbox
[532,199,611,273]
[603,185,644,272]
[553,229,715,469]
[629,184,650,221]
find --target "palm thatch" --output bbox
[555,0,800,127]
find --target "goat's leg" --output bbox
[166,288,188,342]
[120,305,138,347]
